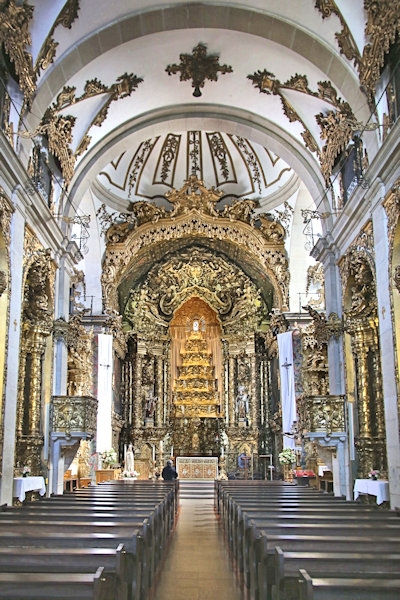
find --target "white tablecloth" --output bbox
[13,476,46,502]
[353,479,389,505]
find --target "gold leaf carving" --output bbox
[0,0,36,105]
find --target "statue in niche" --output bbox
[236,386,249,419]
[145,391,157,419]
[192,432,200,453]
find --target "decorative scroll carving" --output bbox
[306,263,325,309]
[0,0,36,106]
[302,306,344,347]
[104,313,127,360]
[123,246,268,338]
[23,248,54,331]
[51,395,97,437]
[35,0,79,74]
[339,221,387,478]
[101,177,290,314]
[314,1,361,67]
[315,0,400,103]
[248,68,357,183]
[0,186,14,249]
[64,315,93,397]
[360,0,400,102]
[299,395,346,435]
[383,178,400,250]
[29,73,143,186]
[166,42,233,97]
[260,311,289,360]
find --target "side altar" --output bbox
[176,457,218,480]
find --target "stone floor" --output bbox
[151,492,243,600]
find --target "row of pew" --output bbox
[0,479,179,600]
[215,480,400,600]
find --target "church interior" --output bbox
[0,1,400,596]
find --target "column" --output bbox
[372,202,400,508]
[0,203,25,506]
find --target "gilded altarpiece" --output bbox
[16,233,56,474]
[0,189,13,455]
[340,223,387,478]
[383,179,400,416]
[101,176,289,476]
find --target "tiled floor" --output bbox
[152,496,243,600]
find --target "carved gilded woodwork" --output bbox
[34,1,79,75]
[260,311,289,360]
[383,178,400,250]
[314,1,361,68]
[299,395,345,435]
[315,0,400,104]
[0,0,36,106]
[15,240,56,472]
[0,187,14,250]
[28,73,143,186]
[172,327,221,419]
[55,314,93,397]
[51,395,97,437]
[248,69,357,183]
[122,246,268,339]
[306,263,325,309]
[101,176,289,315]
[340,221,387,477]
[166,42,233,97]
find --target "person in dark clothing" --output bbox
[162,460,178,481]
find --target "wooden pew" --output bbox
[0,566,113,600]
[214,482,400,600]
[1,480,179,600]
[0,545,128,600]
[251,531,400,600]
[298,568,400,600]
[274,546,400,600]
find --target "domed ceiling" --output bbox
[95,131,297,211]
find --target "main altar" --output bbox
[176,457,219,480]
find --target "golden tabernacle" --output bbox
[172,323,221,419]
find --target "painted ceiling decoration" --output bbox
[98,132,293,205]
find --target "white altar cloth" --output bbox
[353,479,389,505]
[13,476,46,502]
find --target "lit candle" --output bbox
[221,446,224,457]
[152,445,155,462]
[171,445,173,457]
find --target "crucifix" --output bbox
[282,356,292,386]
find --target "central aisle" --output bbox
[152,485,243,600]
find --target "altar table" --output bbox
[176,457,218,480]
[354,478,389,505]
[13,476,46,502]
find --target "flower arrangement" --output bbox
[368,469,380,480]
[22,466,31,477]
[278,448,297,465]
[122,470,140,479]
[101,448,118,468]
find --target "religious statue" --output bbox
[125,443,134,472]
[145,391,157,419]
[236,386,249,419]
